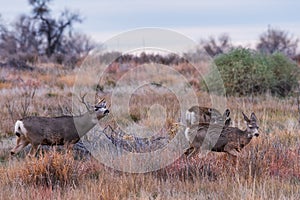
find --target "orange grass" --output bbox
[0,62,300,199]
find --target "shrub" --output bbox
[204,48,300,97]
[267,53,299,96]
[12,151,83,188]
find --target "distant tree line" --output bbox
[110,27,299,65]
[199,27,298,59]
[0,0,299,70]
[0,0,95,68]
[98,52,187,66]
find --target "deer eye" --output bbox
[95,104,106,109]
[100,103,106,108]
[249,125,258,130]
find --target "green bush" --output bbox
[204,48,299,97]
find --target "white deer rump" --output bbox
[186,110,196,125]
[15,120,27,137]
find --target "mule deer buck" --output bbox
[185,112,259,158]
[185,106,231,142]
[10,95,109,157]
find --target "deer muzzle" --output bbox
[104,110,109,115]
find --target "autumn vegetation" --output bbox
[0,0,300,199]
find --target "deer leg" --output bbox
[228,152,239,169]
[185,146,196,159]
[67,143,74,154]
[28,145,38,157]
[10,136,30,155]
[184,146,196,178]
[62,142,74,155]
[227,149,240,157]
[234,156,240,169]
[224,144,240,157]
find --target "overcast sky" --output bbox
[0,0,299,49]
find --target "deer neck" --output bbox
[73,111,98,137]
[242,129,253,145]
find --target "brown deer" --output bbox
[10,95,109,157]
[185,106,231,143]
[185,112,259,158]
[186,106,231,127]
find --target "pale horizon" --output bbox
[0,0,299,51]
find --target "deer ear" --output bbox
[225,118,231,126]
[250,113,257,122]
[223,109,230,118]
[242,112,250,123]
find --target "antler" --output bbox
[96,97,105,105]
[95,95,107,109]
[79,93,91,111]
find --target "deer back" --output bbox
[186,106,230,127]
[188,123,225,149]
[21,116,79,145]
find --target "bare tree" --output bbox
[51,32,97,66]
[0,0,93,67]
[29,0,82,57]
[201,34,232,57]
[0,15,17,59]
[13,15,41,56]
[62,32,96,57]
[0,15,40,64]
[256,27,298,57]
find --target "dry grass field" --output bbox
[0,61,299,199]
